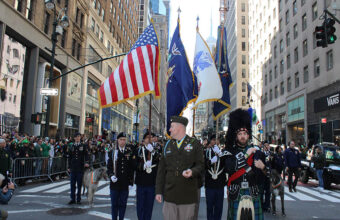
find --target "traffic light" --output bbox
[31,113,42,124]
[315,23,327,48]
[325,18,337,44]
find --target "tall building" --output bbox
[257,0,340,145]
[225,0,249,111]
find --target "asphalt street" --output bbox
[3,177,340,220]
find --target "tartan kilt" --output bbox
[227,190,263,220]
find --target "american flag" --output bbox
[98,24,160,108]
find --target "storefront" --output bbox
[264,105,286,144]
[85,77,100,138]
[287,96,305,145]
[64,113,80,138]
[307,84,340,146]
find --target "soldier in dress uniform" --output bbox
[67,132,89,205]
[155,116,204,220]
[135,132,161,220]
[204,134,227,220]
[0,139,11,177]
[107,132,135,220]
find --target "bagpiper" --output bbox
[107,132,135,220]
[224,109,267,220]
[135,132,161,220]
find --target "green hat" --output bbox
[22,139,30,144]
[170,116,189,126]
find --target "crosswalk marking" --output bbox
[296,186,340,203]
[45,183,70,193]
[88,211,131,220]
[284,187,319,201]
[96,185,110,196]
[21,181,68,193]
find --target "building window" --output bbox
[15,0,23,12]
[270,89,273,101]
[96,24,99,36]
[110,1,113,13]
[279,0,283,11]
[303,39,308,56]
[97,1,101,15]
[301,0,306,6]
[265,74,268,85]
[264,93,268,104]
[327,50,333,70]
[280,81,284,95]
[241,3,246,12]
[294,47,299,63]
[293,23,298,39]
[286,10,290,24]
[72,39,76,56]
[242,29,246,38]
[242,42,246,51]
[108,65,113,77]
[26,0,35,20]
[242,82,246,92]
[61,30,67,48]
[274,45,277,59]
[274,65,278,78]
[44,11,50,34]
[273,8,276,19]
[314,58,320,77]
[280,60,284,74]
[287,77,292,92]
[242,16,246,25]
[91,18,95,32]
[80,13,84,28]
[280,39,284,53]
[269,70,273,82]
[13,95,16,104]
[100,31,104,42]
[302,14,307,31]
[93,0,96,8]
[242,69,246,78]
[275,86,278,98]
[287,54,291,69]
[12,49,19,58]
[242,55,246,64]
[303,65,309,83]
[295,72,299,88]
[77,43,81,60]
[279,19,282,32]
[286,32,290,47]
[242,96,246,106]
[88,45,102,72]
[293,0,297,16]
[102,9,105,21]
[312,3,318,21]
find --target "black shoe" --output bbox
[293,187,297,192]
[68,200,76,205]
[76,201,81,205]
[289,188,293,192]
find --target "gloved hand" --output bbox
[111,175,118,183]
[146,144,154,152]
[213,145,221,155]
[144,160,152,169]
[210,156,218,164]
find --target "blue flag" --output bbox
[213,25,233,120]
[166,20,198,136]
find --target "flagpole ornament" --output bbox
[196,16,200,30]
[177,7,181,19]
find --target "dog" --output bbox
[82,167,108,207]
[270,169,286,216]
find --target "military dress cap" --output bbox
[117,132,127,139]
[170,115,189,126]
[74,132,81,137]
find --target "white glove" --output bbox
[111,175,118,183]
[211,156,218,164]
[146,144,154,152]
[144,160,152,169]
[213,145,221,155]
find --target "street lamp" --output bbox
[44,0,69,137]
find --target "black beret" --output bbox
[143,132,151,140]
[170,116,189,126]
[74,132,81,137]
[209,134,216,141]
[117,132,127,139]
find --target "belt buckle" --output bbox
[241,181,249,189]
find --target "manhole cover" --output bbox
[47,208,87,216]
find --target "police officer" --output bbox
[107,132,135,220]
[261,141,272,212]
[0,139,11,177]
[135,132,161,220]
[155,116,204,220]
[68,132,89,205]
[204,135,226,220]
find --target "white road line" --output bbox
[96,185,110,196]
[284,187,319,201]
[323,189,340,198]
[21,181,68,193]
[45,183,70,193]
[296,186,340,203]
[88,211,130,220]
[129,185,136,197]
[276,194,295,201]
[8,209,49,214]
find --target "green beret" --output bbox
[170,116,189,126]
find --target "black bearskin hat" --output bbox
[225,108,252,147]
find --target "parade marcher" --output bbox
[135,132,161,220]
[312,147,326,191]
[260,141,272,212]
[224,109,267,220]
[271,146,285,175]
[107,132,135,220]
[0,139,11,177]
[204,134,227,220]
[284,141,301,192]
[67,132,89,205]
[155,116,204,220]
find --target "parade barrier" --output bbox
[11,156,106,184]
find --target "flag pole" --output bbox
[216,117,219,139]
[148,94,152,160]
[192,108,196,137]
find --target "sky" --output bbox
[168,0,220,67]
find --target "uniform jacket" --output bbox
[67,142,89,172]
[107,145,135,191]
[155,135,204,204]
[0,148,11,175]
[312,153,326,170]
[284,147,301,168]
[204,146,227,189]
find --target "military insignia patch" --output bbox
[184,144,193,152]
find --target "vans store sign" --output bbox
[314,92,340,113]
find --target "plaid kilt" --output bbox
[227,189,263,220]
